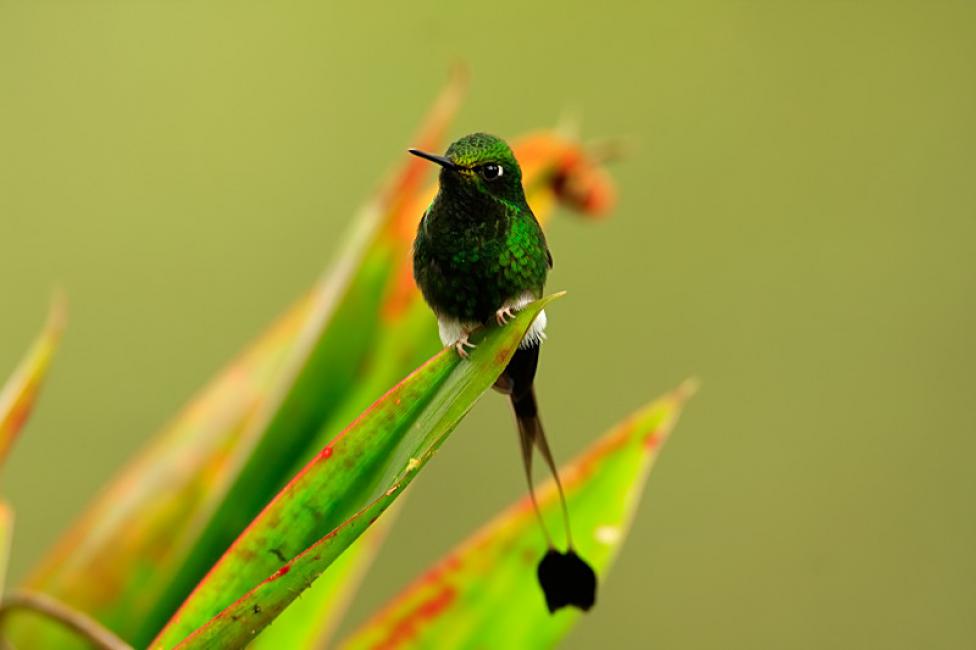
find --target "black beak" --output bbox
[408,149,458,170]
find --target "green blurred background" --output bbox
[2,1,974,648]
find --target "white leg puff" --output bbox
[437,290,548,359]
[438,317,479,358]
[520,309,548,349]
[500,291,547,349]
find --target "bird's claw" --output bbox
[495,306,517,326]
[454,334,477,359]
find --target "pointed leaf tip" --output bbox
[0,297,66,466]
[46,290,68,335]
[674,377,701,402]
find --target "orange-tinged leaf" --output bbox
[0,501,14,591]
[338,381,696,650]
[19,294,304,636]
[0,295,65,466]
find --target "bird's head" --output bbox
[409,132,525,204]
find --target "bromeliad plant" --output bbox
[0,74,693,649]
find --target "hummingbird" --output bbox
[409,132,597,613]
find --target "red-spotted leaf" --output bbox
[337,381,696,650]
[248,503,401,650]
[151,296,562,650]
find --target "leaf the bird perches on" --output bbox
[152,296,562,649]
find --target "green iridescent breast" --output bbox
[413,202,550,323]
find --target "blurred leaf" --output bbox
[0,297,62,592]
[337,381,695,650]
[0,295,65,467]
[0,501,13,591]
[152,296,561,650]
[15,292,311,648]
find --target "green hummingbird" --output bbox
[409,132,597,613]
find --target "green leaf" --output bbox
[336,381,696,650]
[151,296,561,650]
[0,295,65,467]
[248,505,400,650]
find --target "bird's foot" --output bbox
[495,305,517,326]
[454,332,477,359]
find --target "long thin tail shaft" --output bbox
[501,346,574,548]
[511,387,574,549]
[511,392,552,546]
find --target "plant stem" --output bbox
[0,590,132,650]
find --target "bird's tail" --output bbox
[497,345,597,612]
[511,384,573,549]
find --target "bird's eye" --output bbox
[480,163,503,181]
